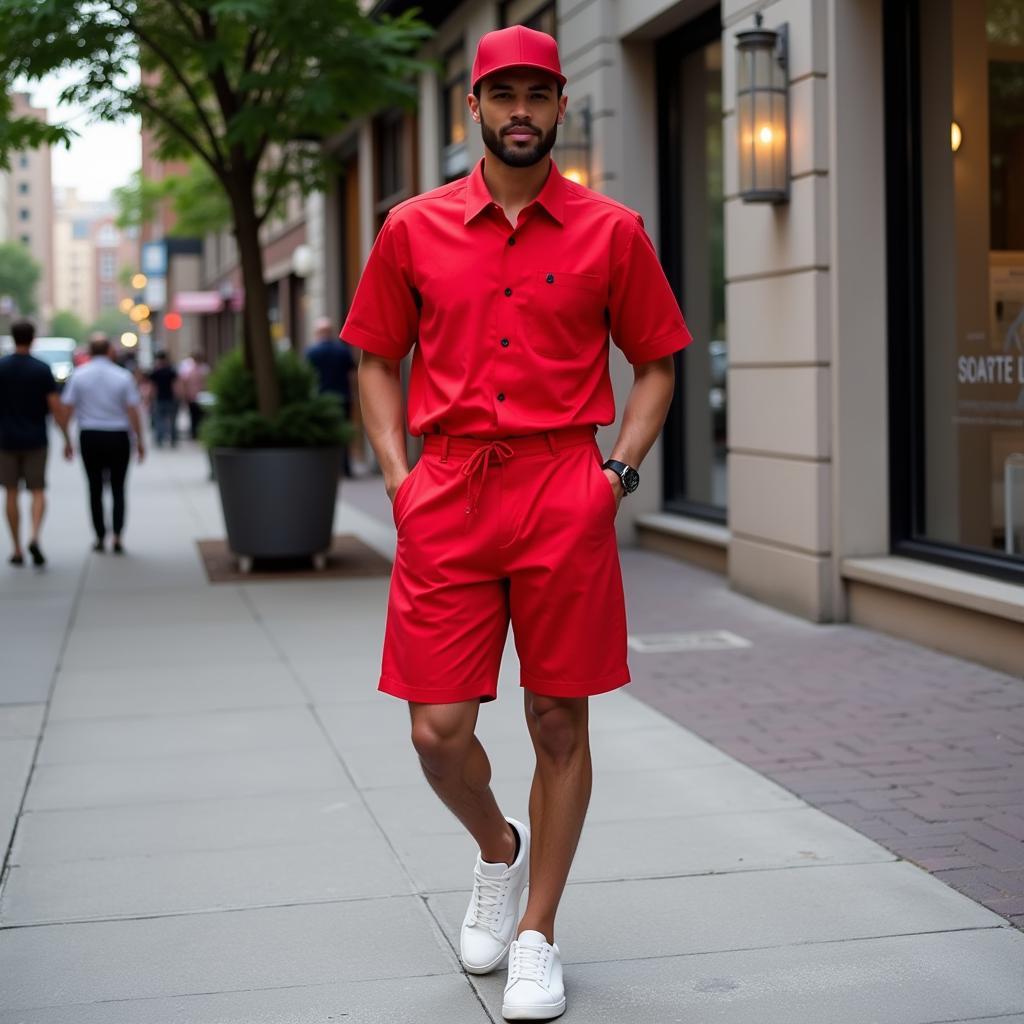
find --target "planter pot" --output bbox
[212,446,342,565]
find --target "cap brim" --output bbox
[472,63,567,90]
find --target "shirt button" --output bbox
[500,338,510,347]
[504,287,512,296]
[497,392,506,402]
[545,273,555,284]
[508,237,516,246]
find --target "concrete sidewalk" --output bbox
[0,440,1022,1022]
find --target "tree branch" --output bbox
[133,93,227,187]
[256,151,293,227]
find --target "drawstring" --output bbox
[461,441,514,515]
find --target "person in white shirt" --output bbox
[60,334,146,554]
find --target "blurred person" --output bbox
[61,334,146,554]
[344,26,689,1021]
[177,349,210,440]
[147,350,180,448]
[305,316,356,475]
[0,320,74,566]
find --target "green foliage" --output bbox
[200,347,352,449]
[90,308,135,340]
[49,309,88,342]
[114,162,231,238]
[0,241,41,315]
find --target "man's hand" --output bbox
[136,441,146,464]
[603,467,624,512]
[63,440,74,462]
[387,470,411,504]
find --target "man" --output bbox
[306,316,356,475]
[147,350,180,448]
[0,320,74,566]
[61,333,145,554]
[343,26,691,1021]
[177,350,210,440]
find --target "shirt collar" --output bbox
[464,158,567,226]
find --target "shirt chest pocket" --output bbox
[524,271,607,359]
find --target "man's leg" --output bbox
[79,432,107,543]
[108,432,131,544]
[408,699,518,865]
[517,692,592,943]
[4,486,21,560]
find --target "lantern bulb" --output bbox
[758,125,774,145]
[951,121,962,152]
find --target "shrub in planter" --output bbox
[201,349,355,565]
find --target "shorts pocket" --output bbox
[589,451,618,521]
[391,460,421,527]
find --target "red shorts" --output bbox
[380,425,631,704]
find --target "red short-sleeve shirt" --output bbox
[341,159,692,439]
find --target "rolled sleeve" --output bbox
[341,214,419,359]
[608,216,693,365]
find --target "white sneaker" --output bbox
[502,930,566,1020]
[460,816,530,974]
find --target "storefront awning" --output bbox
[174,289,244,314]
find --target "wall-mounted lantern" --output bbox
[736,13,790,203]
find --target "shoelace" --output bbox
[468,869,509,932]
[509,940,550,983]
[461,441,514,515]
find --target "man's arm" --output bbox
[603,355,676,502]
[46,393,74,460]
[126,405,146,463]
[357,351,408,502]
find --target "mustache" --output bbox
[502,125,540,135]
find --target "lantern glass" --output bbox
[735,22,789,202]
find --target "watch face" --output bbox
[623,468,640,493]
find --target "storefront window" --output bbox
[441,43,469,182]
[888,0,1024,571]
[658,8,727,518]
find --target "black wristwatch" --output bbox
[602,459,640,495]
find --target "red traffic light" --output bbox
[164,312,183,331]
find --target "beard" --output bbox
[480,113,558,168]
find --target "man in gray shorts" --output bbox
[0,320,73,566]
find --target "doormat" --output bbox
[197,534,392,583]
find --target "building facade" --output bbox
[3,92,55,323]
[307,0,1024,674]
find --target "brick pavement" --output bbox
[341,474,1024,930]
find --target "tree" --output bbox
[0,241,41,315]
[0,1,430,416]
[90,308,136,341]
[50,309,88,342]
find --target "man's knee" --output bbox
[409,702,477,776]
[526,693,588,761]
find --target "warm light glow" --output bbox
[562,167,588,186]
[164,312,183,331]
[131,273,148,290]
[951,121,962,152]
[118,297,133,314]
[120,332,138,348]
[129,303,151,323]
[758,125,774,145]
[138,319,153,334]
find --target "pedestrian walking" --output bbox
[177,350,210,440]
[342,26,691,1021]
[60,334,146,554]
[305,317,356,475]
[147,350,180,448]
[0,320,74,566]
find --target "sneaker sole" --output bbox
[501,997,566,1020]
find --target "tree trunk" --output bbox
[230,186,280,417]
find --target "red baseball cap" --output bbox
[471,25,566,91]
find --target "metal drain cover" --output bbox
[627,630,751,653]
